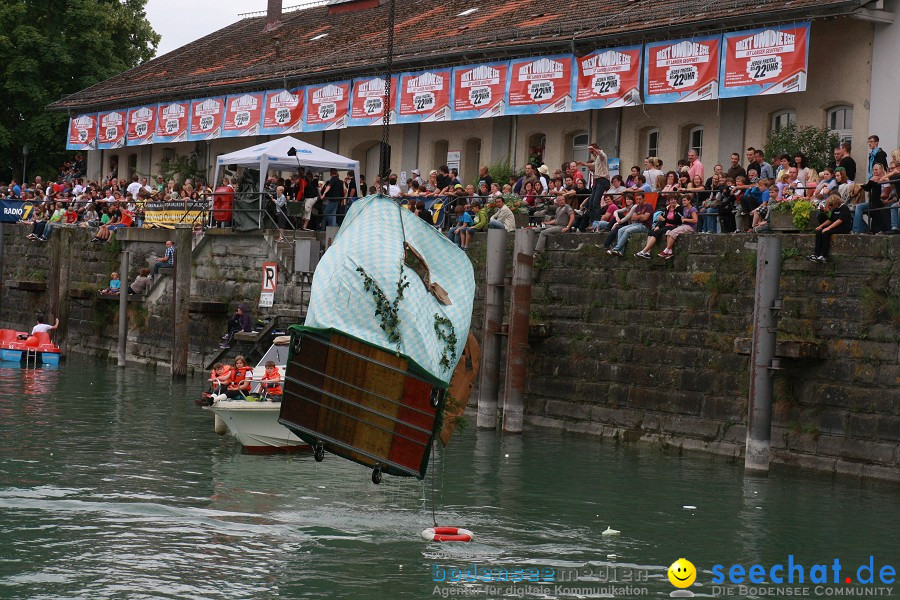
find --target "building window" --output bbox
[827,105,853,143]
[688,127,703,158]
[771,110,796,132]
[527,132,546,167]
[646,129,660,158]
[162,148,176,162]
[127,153,138,179]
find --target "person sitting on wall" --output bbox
[809,193,852,263]
[635,194,681,259]
[100,272,121,295]
[220,304,251,349]
[533,194,575,257]
[150,240,175,278]
[658,194,699,260]
[128,268,151,295]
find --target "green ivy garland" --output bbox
[433,314,458,371]
[357,267,410,345]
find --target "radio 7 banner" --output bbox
[644,36,720,104]
[349,76,398,127]
[396,69,452,123]
[304,81,350,131]
[222,92,264,137]
[0,200,35,223]
[260,88,304,135]
[67,114,97,150]
[506,55,573,115]
[154,101,190,143]
[97,110,126,150]
[720,23,810,98]
[452,61,508,120]
[188,97,225,141]
[127,105,157,145]
[573,46,642,111]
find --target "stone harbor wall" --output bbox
[1,223,897,480]
[510,231,899,482]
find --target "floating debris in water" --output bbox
[602,526,620,536]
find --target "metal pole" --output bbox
[476,227,507,429]
[744,235,782,475]
[502,229,535,434]
[171,227,192,378]
[117,251,129,367]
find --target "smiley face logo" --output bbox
[668,558,696,588]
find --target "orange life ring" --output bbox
[420,526,474,543]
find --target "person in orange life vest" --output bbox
[261,361,283,401]
[224,355,254,399]
[197,363,234,406]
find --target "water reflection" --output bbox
[0,357,897,599]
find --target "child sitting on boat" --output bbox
[226,355,254,399]
[261,361,283,402]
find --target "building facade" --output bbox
[52,0,898,186]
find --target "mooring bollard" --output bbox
[477,227,507,429]
[745,235,782,474]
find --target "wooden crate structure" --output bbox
[279,331,443,479]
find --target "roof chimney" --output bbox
[265,0,282,31]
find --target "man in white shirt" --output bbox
[126,175,143,201]
[488,197,515,232]
[31,317,59,335]
[387,175,402,198]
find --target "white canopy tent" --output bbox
[213,135,361,212]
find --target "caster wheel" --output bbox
[314,444,324,462]
[372,467,382,485]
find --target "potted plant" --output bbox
[501,193,530,228]
[769,199,815,231]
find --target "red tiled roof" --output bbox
[48,0,861,111]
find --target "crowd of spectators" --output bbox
[380,137,900,264]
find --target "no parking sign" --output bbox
[259,262,277,308]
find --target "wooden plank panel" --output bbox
[281,336,328,431]
[316,335,368,446]
[388,377,436,471]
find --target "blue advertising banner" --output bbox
[1,200,35,223]
[451,61,509,120]
[719,22,810,98]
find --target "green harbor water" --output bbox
[0,357,898,599]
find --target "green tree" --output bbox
[0,0,159,182]
[764,122,840,173]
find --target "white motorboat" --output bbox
[203,336,309,453]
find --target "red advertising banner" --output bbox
[67,114,97,150]
[643,36,720,104]
[261,88,305,134]
[222,92,264,137]
[126,105,157,145]
[573,46,642,110]
[304,81,350,131]
[348,76,398,127]
[452,61,508,119]
[97,110,126,149]
[720,23,810,97]
[506,56,573,115]
[396,69,452,123]
[188,97,225,141]
[154,101,190,143]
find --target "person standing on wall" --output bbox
[320,169,345,228]
[577,143,610,225]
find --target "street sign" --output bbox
[260,261,277,308]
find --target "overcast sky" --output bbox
[146,0,283,57]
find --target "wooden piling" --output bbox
[171,227,191,378]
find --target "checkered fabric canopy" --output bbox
[300,195,475,386]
